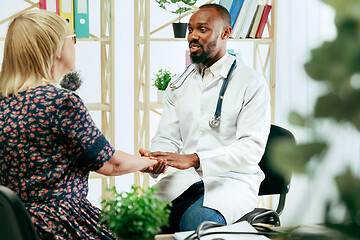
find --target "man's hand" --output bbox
[139,148,167,174]
[149,152,200,170]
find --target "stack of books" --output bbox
[219,0,272,39]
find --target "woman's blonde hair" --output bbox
[0,9,71,97]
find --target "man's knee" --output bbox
[179,205,226,231]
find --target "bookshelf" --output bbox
[0,0,115,204]
[134,0,278,191]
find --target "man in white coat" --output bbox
[140,3,270,233]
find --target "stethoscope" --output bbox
[170,57,237,128]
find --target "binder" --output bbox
[74,0,90,38]
[59,0,74,33]
[39,0,59,15]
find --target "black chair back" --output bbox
[258,125,295,196]
[237,125,295,226]
[0,185,39,240]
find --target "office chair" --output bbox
[237,124,296,227]
[0,185,39,240]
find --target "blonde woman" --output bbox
[0,10,162,239]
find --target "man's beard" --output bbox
[189,40,216,64]
[190,45,210,64]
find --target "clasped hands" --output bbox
[139,148,200,174]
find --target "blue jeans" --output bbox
[162,181,226,233]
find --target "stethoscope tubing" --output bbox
[169,56,237,128]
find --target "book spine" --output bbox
[249,4,265,38]
[255,4,272,38]
[229,0,245,29]
[238,0,258,39]
[231,0,249,38]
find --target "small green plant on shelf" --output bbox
[100,185,170,240]
[59,70,83,91]
[155,0,197,23]
[152,68,175,91]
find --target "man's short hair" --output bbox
[199,4,231,27]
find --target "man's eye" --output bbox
[200,28,206,32]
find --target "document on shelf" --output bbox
[173,221,270,240]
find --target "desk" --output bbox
[155,224,345,240]
[269,224,345,240]
[155,234,173,240]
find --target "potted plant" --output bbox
[100,185,170,240]
[155,0,197,38]
[152,68,175,103]
[59,70,83,91]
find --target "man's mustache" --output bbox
[189,40,203,49]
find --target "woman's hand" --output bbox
[139,148,167,174]
[96,150,158,176]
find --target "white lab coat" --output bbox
[151,53,271,224]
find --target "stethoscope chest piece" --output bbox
[209,117,221,128]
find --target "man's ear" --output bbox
[222,26,232,39]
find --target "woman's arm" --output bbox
[96,150,158,176]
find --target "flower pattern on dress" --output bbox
[0,84,116,239]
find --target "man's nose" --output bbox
[188,32,200,41]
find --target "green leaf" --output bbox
[100,185,170,240]
[152,68,176,90]
[314,90,360,131]
[271,141,327,174]
[288,111,307,127]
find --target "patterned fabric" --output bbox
[0,84,116,239]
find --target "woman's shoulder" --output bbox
[28,84,82,103]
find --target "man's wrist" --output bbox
[193,153,200,169]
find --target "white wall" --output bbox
[1,0,359,226]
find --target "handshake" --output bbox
[139,148,200,174]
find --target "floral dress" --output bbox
[0,84,116,239]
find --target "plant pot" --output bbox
[157,89,165,103]
[172,22,187,38]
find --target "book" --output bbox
[248,4,265,38]
[255,4,272,38]
[219,0,233,11]
[238,0,258,39]
[229,0,245,29]
[230,0,250,38]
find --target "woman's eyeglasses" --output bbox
[66,34,76,45]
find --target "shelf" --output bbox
[0,37,111,43]
[89,172,109,179]
[85,103,111,111]
[135,101,164,111]
[78,37,111,43]
[149,37,272,44]
[1,37,111,43]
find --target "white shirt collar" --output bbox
[199,53,230,79]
